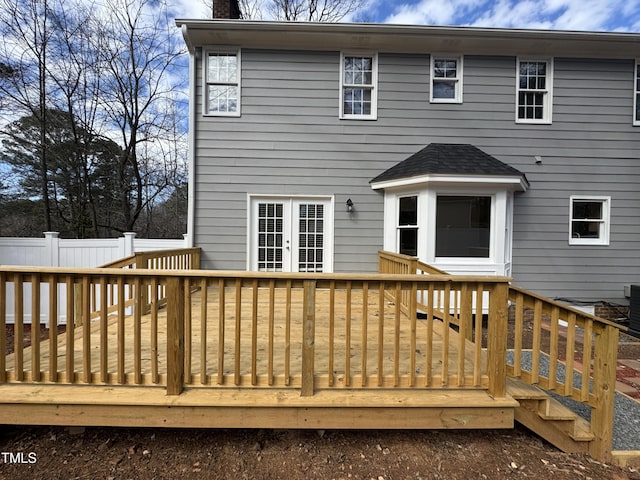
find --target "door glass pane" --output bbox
[257,202,284,271]
[298,203,324,272]
[436,196,491,258]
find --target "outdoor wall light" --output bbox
[346,198,354,212]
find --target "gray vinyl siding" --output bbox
[193,48,640,303]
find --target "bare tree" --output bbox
[0,0,54,230]
[237,0,365,21]
[0,0,188,238]
[47,1,105,237]
[95,0,186,233]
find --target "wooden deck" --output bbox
[0,250,627,463]
[1,282,516,430]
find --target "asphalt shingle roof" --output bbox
[370,144,527,184]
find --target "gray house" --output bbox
[176,17,640,311]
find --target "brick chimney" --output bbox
[213,0,241,19]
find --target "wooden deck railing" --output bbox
[0,266,510,399]
[77,247,202,323]
[99,247,201,270]
[507,285,622,459]
[378,250,624,459]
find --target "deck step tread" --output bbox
[540,400,579,421]
[506,377,549,400]
[508,378,594,444]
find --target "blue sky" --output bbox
[178,0,640,32]
[363,0,640,31]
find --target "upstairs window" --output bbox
[634,60,640,125]
[340,53,377,119]
[516,58,553,124]
[569,196,610,246]
[205,50,240,116]
[431,56,463,103]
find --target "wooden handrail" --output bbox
[99,254,137,269]
[377,250,623,460]
[1,266,507,397]
[507,283,623,461]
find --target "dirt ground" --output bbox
[2,326,640,479]
[2,424,639,480]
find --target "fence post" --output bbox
[301,280,316,397]
[487,281,508,398]
[122,232,136,258]
[166,276,185,395]
[589,324,618,462]
[44,232,60,266]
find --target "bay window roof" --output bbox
[370,143,529,191]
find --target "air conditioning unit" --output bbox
[630,285,640,333]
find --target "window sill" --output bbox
[204,112,241,118]
[430,99,463,104]
[516,118,552,125]
[339,115,378,121]
[569,240,609,246]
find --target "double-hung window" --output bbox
[431,56,463,103]
[634,60,640,125]
[340,53,377,119]
[205,49,240,116]
[397,196,418,256]
[516,58,553,123]
[569,196,610,245]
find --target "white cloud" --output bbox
[382,0,640,32]
[385,0,483,25]
[170,0,211,20]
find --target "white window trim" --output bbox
[430,55,463,104]
[634,59,640,126]
[246,194,335,272]
[515,57,553,124]
[339,52,378,120]
[569,195,611,246]
[203,47,241,117]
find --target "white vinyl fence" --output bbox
[1,232,187,324]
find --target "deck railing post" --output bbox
[166,276,185,395]
[191,249,201,269]
[589,323,618,462]
[487,281,508,398]
[408,257,418,275]
[301,280,316,397]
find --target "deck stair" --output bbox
[507,377,594,453]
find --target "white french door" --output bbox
[249,196,333,272]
